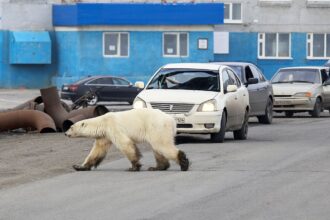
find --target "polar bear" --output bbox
[65,108,189,171]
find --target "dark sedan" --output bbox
[60,75,143,105]
[213,62,274,124]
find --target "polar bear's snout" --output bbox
[65,126,74,137]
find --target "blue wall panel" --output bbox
[10,31,51,64]
[0,31,56,89]
[52,31,214,87]
[53,3,224,26]
[214,32,328,80]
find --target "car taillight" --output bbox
[69,85,78,92]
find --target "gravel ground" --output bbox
[0,89,139,189]
[0,132,151,190]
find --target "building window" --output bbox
[163,32,188,57]
[306,0,330,7]
[103,32,129,57]
[307,33,330,59]
[259,0,292,6]
[258,33,291,59]
[224,3,242,23]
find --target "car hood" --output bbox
[137,89,218,104]
[272,83,319,95]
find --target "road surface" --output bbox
[1,114,330,220]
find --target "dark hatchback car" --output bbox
[60,75,143,105]
[214,62,274,124]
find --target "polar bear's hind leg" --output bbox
[178,150,189,171]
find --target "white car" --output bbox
[133,63,251,143]
[271,66,330,117]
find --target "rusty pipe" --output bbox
[62,105,108,131]
[40,86,69,131]
[0,110,56,133]
[0,96,43,113]
[11,96,43,110]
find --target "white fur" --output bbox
[66,108,181,169]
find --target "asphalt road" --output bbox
[1,113,330,220]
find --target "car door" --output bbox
[111,77,140,102]
[248,64,268,115]
[87,77,115,101]
[320,69,330,108]
[222,69,239,127]
[227,68,246,125]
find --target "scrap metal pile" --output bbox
[0,86,108,133]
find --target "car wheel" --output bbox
[211,111,226,143]
[257,98,273,124]
[233,110,249,140]
[310,98,322,118]
[285,111,294,117]
[87,94,98,106]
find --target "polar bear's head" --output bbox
[65,118,105,138]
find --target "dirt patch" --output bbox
[0,132,150,190]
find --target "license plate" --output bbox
[175,117,185,124]
[276,100,292,105]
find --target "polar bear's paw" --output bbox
[72,164,91,171]
[128,161,142,172]
[178,150,190,171]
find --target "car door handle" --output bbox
[258,87,267,91]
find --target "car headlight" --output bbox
[293,92,312,97]
[133,97,146,109]
[197,99,217,112]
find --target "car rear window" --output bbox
[147,69,220,92]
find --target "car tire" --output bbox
[310,98,321,118]
[257,98,273,124]
[285,111,294,117]
[233,110,249,140]
[87,94,98,106]
[211,111,226,143]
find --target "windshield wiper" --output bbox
[272,81,290,84]
[290,80,314,84]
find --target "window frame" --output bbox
[224,3,243,24]
[163,32,189,57]
[307,33,330,59]
[103,32,130,58]
[258,32,292,59]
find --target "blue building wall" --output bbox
[0,30,56,88]
[52,30,214,87]
[214,32,327,80]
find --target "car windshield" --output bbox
[146,69,220,92]
[271,69,321,84]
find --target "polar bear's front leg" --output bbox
[148,151,170,171]
[73,138,112,171]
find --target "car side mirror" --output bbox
[226,85,238,93]
[245,78,258,87]
[323,79,330,86]
[135,81,145,89]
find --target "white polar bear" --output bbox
[65,108,189,171]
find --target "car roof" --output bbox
[162,63,224,71]
[211,61,253,67]
[279,66,329,70]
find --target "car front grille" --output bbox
[150,102,194,114]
